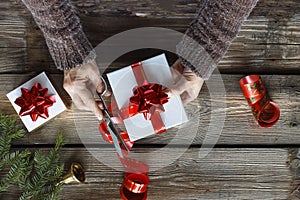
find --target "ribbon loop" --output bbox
[130,83,168,121]
[123,173,149,194]
[120,171,149,200]
[14,83,56,122]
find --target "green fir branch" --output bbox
[0,115,66,199]
[19,132,65,200]
[0,155,29,192]
[0,115,27,191]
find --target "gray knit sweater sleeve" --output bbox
[22,0,257,74]
[21,0,96,70]
[177,0,258,80]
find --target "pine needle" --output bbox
[0,115,65,199]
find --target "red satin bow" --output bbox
[130,84,168,121]
[14,83,56,121]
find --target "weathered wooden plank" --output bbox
[0,17,26,48]
[19,16,300,48]
[0,148,292,199]
[2,15,300,48]
[1,1,300,74]
[0,48,26,73]
[3,0,299,18]
[0,0,29,17]
[0,1,297,199]
[0,25,300,74]
[0,74,300,145]
[0,24,300,74]
[1,47,300,75]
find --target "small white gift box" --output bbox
[6,72,67,132]
[107,54,188,141]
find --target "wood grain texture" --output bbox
[0,74,299,146]
[2,0,300,18]
[0,1,299,74]
[0,1,299,198]
[0,148,292,200]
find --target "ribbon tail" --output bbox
[151,111,166,134]
[30,113,38,122]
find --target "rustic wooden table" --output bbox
[1,0,300,199]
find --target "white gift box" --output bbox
[6,72,67,132]
[107,54,188,141]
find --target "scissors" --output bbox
[98,76,129,155]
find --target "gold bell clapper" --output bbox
[58,162,86,185]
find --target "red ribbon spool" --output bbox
[123,173,149,194]
[239,75,280,127]
[14,83,56,122]
[120,186,147,200]
[120,173,149,200]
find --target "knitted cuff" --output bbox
[176,35,217,80]
[177,0,258,80]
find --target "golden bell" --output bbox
[59,162,86,185]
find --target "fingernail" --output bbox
[166,91,172,98]
[105,90,112,96]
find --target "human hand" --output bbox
[63,61,110,120]
[169,59,204,105]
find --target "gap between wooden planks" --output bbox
[0,74,299,146]
[0,1,300,74]
[0,148,292,200]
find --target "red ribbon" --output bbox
[99,120,134,150]
[14,83,56,122]
[129,62,168,134]
[98,61,169,148]
[98,61,170,200]
[120,173,149,200]
[99,119,150,199]
[129,83,168,134]
[239,75,280,127]
[123,173,149,193]
[119,156,149,200]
